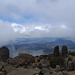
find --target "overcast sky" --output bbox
[0,0,75,44]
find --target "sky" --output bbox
[0,0,75,44]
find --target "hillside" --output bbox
[6,37,75,57]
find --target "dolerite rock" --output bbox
[0,65,3,71]
[39,68,50,75]
[61,46,68,57]
[0,64,6,75]
[55,65,61,72]
[67,61,74,71]
[64,56,72,69]
[0,71,6,75]
[53,45,59,57]
[57,71,63,75]
[7,53,35,67]
[73,61,75,70]
[40,59,50,68]
[7,68,40,75]
[44,72,51,75]
[0,46,9,61]
[62,71,68,75]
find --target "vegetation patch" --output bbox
[50,57,64,68]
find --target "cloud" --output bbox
[11,23,26,33]
[0,20,19,45]
[0,0,75,23]
[0,0,75,44]
[0,19,74,46]
[11,23,73,37]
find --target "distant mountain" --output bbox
[45,38,75,50]
[6,37,75,57]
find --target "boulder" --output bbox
[52,71,57,75]
[0,71,6,75]
[55,65,61,72]
[44,72,51,75]
[67,61,74,71]
[64,56,72,69]
[57,71,63,75]
[7,53,35,67]
[0,46,9,61]
[7,68,40,75]
[39,68,50,74]
[72,56,75,61]
[62,71,68,75]
[40,59,50,68]
[4,64,14,74]
[0,63,6,75]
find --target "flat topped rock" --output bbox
[7,68,40,75]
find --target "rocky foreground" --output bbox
[0,46,75,75]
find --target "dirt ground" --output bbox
[68,71,75,75]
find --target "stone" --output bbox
[53,45,59,57]
[7,68,40,75]
[44,72,51,75]
[0,65,3,71]
[7,53,35,67]
[0,71,6,75]
[36,62,42,69]
[64,56,72,69]
[55,65,61,72]
[40,59,50,68]
[67,61,74,71]
[0,46,9,61]
[40,68,50,74]
[72,56,75,61]
[52,71,57,75]
[62,71,68,75]
[57,71,63,75]
[61,46,68,57]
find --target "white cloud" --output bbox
[60,25,67,29]
[0,0,75,44]
[0,0,75,24]
[0,19,74,45]
[11,23,26,33]
[11,23,73,38]
[0,20,17,45]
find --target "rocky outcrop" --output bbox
[67,61,75,71]
[40,59,50,68]
[39,68,50,75]
[61,46,68,57]
[7,68,40,75]
[0,46,9,61]
[64,55,75,71]
[53,45,59,57]
[64,56,72,69]
[7,53,35,67]
[0,64,6,75]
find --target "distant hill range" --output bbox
[6,37,75,57]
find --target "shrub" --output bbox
[48,54,52,59]
[40,55,48,59]
[69,52,75,56]
[50,57,64,68]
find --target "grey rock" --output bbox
[61,46,68,57]
[0,46,9,61]
[40,68,50,74]
[62,71,68,75]
[57,71,63,75]
[53,45,59,57]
